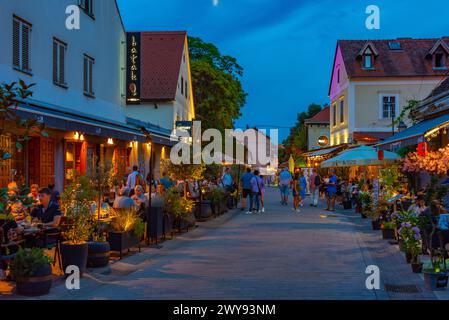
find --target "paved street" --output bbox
[16,187,443,300]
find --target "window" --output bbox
[79,0,94,17]
[185,81,188,98]
[337,68,340,83]
[53,39,67,87]
[339,100,344,123]
[363,47,374,69]
[83,55,94,97]
[434,53,446,69]
[181,76,184,95]
[332,104,336,126]
[380,95,398,119]
[12,16,32,74]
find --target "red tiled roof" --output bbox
[140,31,187,101]
[304,106,330,125]
[338,37,449,78]
[353,131,393,143]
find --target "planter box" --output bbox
[411,263,423,273]
[147,207,164,244]
[197,201,213,219]
[382,228,396,240]
[371,220,381,230]
[87,242,110,268]
[163,213,174,239]
[61,242,88,276]
[424,271,448,291]
[15,264,53,296]
[108,231,141,259]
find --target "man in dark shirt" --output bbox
[30,188,62,228]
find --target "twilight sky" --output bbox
[117,0,449,141]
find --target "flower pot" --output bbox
[108,231,140,259]
[61,242,88,276]
[411,262,423,273]
[198,200,213,219]
[87,241,110,268]
[15,264,53,296]
[382,228,396,240]
[423,271,448,291]
[371,220,381,230]
[405,252,413,264]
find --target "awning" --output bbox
[16,102,147,142]
[377,112,449,148]
[321,146,400,168]
[303,146,341,158]
[126,117,178,147]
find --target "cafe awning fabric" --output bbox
[377,112,449,149]
[321,146,400,168]
[17,101,147,142]
[305,146,341,158]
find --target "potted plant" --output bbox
[60,175,95,276]
[87,220,110,268]
[398,222,422,268]
[10,248,53,296]
[381,221,397,240]
[207,188,225,217]
[423,257,448,290]
[163,188,195,233]
[108,208,144,259]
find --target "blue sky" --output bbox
[117,0,449,141]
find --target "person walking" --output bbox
[279,167,292,206]
[309,169,321,207]
[240,168,254,213]
[259,175,266,213]
[249,170,262,214]
[292,172,300,213]
[326,170,338,211]
[299,171,307,207]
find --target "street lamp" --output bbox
[398,120,407,133]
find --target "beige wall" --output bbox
[307,125,330,150]
[330,88,349,146]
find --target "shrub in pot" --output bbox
[381,221,397,240]
[87,221,110,268]
[206,188,225,217]
[60,175,95,276]
[108,208,144,259]
[10,248,53,296]
[163,189,195,232]
[423,258,448,290]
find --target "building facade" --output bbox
[0,0,147,190]
[328,37,448,147]
[304,106,330,151]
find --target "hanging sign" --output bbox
[377,150,384,161]
[126,33,141,104]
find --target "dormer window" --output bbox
[363,48,374,69]
[434,53,446,69]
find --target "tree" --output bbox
[189,37,247,132]
[0,80,48,162]
[280,103,324,163]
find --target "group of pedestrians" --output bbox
[240,168,265,214]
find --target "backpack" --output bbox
[314,175,321,187]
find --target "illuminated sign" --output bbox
[317,135,329,147]
[126,33,141,104]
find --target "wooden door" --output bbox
[0,135,12,187]
[40,138,55,187]
[28,137,40,186]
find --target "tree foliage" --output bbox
[189,37,247,132]
[280,103,324,163]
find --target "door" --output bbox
[40,138,55,187]
[0,135,12,187]
[28,137,40,186]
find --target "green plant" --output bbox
[60,174,96,245]
[398,222,421,262]
[423,257,449,273]
[206,188,225,204]
[382,221,396,230]
[10,248,51,279]
[110,208,144,237]
[163,188,195,218]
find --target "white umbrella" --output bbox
[321,146,400,168]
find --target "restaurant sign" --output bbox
[126,32,141,105]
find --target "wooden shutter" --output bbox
[12,19,20,67]
[21,23,30,71]
[83,56,88,93]
[40,138,55,187]
[59,44,65,84]
[53,41,58,83]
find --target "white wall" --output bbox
[0,0,126,123]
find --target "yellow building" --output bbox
[328,37,449,146]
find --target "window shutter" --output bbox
[83,56,88,93]
[59,45,65,84]
[12,19,20,67]
[89,59,93,94]
[53,41,58,83]
[21,24,30,71]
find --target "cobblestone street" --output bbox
[11,187,444,300]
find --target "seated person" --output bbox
[0,218,22,278]
[30,188,62,228]
[113,187,135,209]
[10,201,28,223]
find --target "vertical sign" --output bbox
[126,33,141,104]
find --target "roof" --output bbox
[304,106,330,125]
[427,77,449,98]
[337,37,449,79]
[353,131,393,143]
[139,31,187,101]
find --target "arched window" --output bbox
[363,47,374,69]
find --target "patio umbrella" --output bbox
[288,155,295,173]
[321,145,400,168]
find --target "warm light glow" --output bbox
[80,134,85,141]
[74,132,80,140]
[107,138,114,145]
